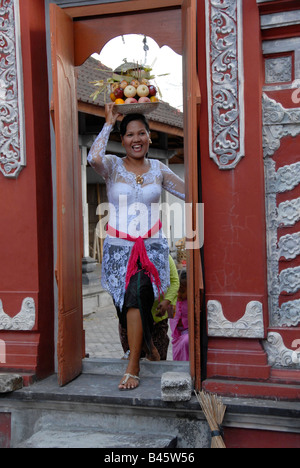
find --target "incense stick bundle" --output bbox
[195,390,226,449]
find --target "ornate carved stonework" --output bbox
[265,56,292,84]
[262,93,300,158]
[277,300,300,328]
[264,332,300,369]
[206,0,245,170]
[263,94,300,334]
[279,267,300,295]
[0,297,35,331]
[278,233,300,260]
[0,0,25,178]
[277,197,300,227]
[207,300,264,338]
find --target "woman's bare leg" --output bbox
[119,307,143,389]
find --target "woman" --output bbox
[88,103,185,390]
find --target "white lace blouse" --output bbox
[87,123,185,309]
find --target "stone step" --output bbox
[0,373,23,393]
[18,429,177,448]
[82,357,190,377]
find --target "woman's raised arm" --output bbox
[87,104,121,178]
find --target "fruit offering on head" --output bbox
[108,62,161,106]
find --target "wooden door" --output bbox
[182,0,203,390]
[50,4,84,386]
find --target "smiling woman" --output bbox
[87,103,185,389]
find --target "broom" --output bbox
[195,390,227,448]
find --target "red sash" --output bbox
[106,220,162,294]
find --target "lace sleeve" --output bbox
[160,161,185,200]
[87,123,116,179]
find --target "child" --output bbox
[170,270,189,361]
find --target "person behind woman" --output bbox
[119,254,180,361]
[170,270,189,361]
[87,103,185,390]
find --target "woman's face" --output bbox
[121,120,150,160]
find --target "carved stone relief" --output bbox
[0,297,35,331]
[262,94,300,158]
[265,56,292,84]
[278,232,300,260]
[263,94,300,355]
[207,300,264,338]
[0,0,25,178]
[206,0,245,170]
[264,332,300,369]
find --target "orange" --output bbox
[110,92,116,102]
[115,98,125,105]
[150,96,159,102]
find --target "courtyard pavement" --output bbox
[83,303,173,361]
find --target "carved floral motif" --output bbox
[278,233,300,261]
[207,300,264,338]
[0,297,35,331]
[206,0,245,169]
[0,0,25,178]
[265,56,292,84]
[264,332,300,369]
[263,94,300,336]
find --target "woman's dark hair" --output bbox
[120,113,150,136]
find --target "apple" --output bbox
[148,85,157,96]
[114,87,124,99]
[120,80,128,89]
[124,85,137,98]
[131,79,140,88]
[125,97,138,104]
[138,97,151,103]
[141,79,149,86]
[137,84,149,97]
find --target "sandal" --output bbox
[119,373,140,391]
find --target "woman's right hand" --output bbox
[105,103,121,126]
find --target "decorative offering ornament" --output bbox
[90,59,167,114]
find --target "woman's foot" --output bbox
[119,358,140,390]
[119,373,140,390]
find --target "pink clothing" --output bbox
[170,299,189,361]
